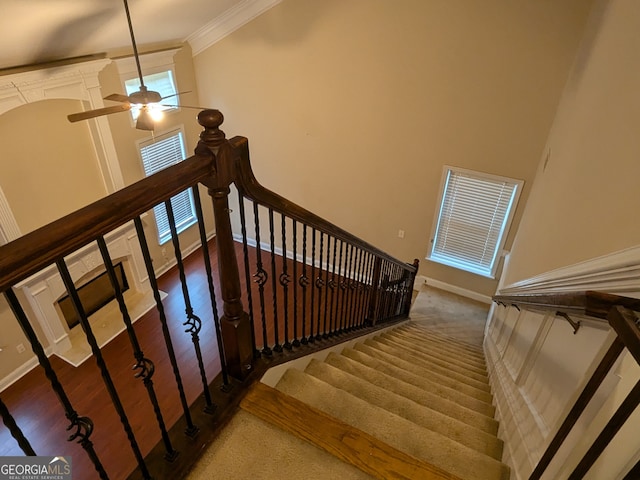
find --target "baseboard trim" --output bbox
[422,277,492,304]
[0,347,53,392]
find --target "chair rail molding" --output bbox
[499,246,640,298]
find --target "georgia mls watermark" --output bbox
[0,457,71,480]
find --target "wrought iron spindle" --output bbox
[96,236,177,461]
[58,260,151,478]
[315,231,325,340]
[252,202,271,356]
[0,393,35,456]
[192,186,230,386]
[4,289,106,476]
[237,193,259,358]
[280,214,292,350]
[328,236,338,336]
[299,225,309,344]
[309,228,317,342]
[133,217,197,437]
[338,240,348,332]
[165,200,214,413]
[292,219,300,347]
[268,209,282,352]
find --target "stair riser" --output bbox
[402,324,486,352]
[326,352,499,435]
[305,359,504,460]
[396,326,486,360]
[379,333,489,376]
[276,369,509,480]
[366,339,493,395]
[350,345,496,416]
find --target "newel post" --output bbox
[368,257,383,325]
[404,259,420,315]
[195,110,253,380]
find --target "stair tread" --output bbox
[305,358,504,459]
[326,351,498,434]
[406,319,486,346]
[402,322,486,352]
[276,369,509,480]
[390,328,487,364]
[364,339,493,398]
[187,409,375,480]
[377,332,489,377]
[346,346,496,417]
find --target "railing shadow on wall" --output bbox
[0,109,417,479]
[491,291,640,480]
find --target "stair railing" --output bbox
[493,291,640,479]
[0,109,417,479]
[227,134,418,359]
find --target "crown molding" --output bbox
[187,0,282,56]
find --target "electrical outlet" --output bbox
[16,343,26,354]
[398,229,405,239]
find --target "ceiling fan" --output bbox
[68,0,191,131]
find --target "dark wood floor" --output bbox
[0,240,229,480]
[0,235,380,480]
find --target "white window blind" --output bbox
[139,129,196,244]
[428,167,522,278]
[125,70,178,120]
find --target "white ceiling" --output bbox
[0,0,246,70]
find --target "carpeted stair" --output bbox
[188,313,509,480]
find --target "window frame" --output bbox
[426,165,523,279]
[136,126,197,245]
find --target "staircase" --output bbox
[187,290,510,480]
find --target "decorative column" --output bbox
[196,110,253,380]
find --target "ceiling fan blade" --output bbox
[160,91,192,101]
[104,93,132,103]
[68,104,131,123]
[160,104,210,110]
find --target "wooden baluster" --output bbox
[196,110,253,380]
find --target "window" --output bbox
[138,128,196,244]
[427,166,522,278]
[125,70,178,120]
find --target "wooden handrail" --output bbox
[493,291,640,320]
[230,136,417,272]
[0,154,213,292]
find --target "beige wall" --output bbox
[193,0,592,297]
[0,99,106,234]
[502,0,640,287]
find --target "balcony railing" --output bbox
[0,109,417,479]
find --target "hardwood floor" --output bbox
[0,236,385,479]
[0,240,227,480]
